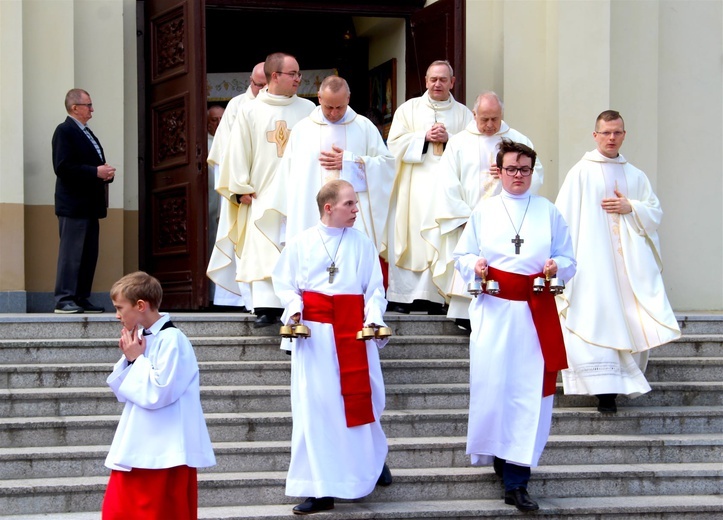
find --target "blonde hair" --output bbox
[110,271,163,310]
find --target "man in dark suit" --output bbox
[52,88,116,314]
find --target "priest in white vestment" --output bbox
[207,63,265,308]
[272,180,390,515]
[260,75,394,253]
[421,92,544,327]
[212,53,314,326]
[555,110,681,413]
[454,140,575,513]
[384,60,473,313]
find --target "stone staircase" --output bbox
[0,312,721,519]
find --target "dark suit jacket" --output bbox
[52,116,112,219]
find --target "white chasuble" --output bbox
[210,90,314,298]
[206,86,256,307]
[421,120,544,318]
[555,150,680,397]
[260,106,394,252]
[384,91,473,303]
[272,224,388,499]
[453,192,576,467]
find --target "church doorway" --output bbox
[139,0,463,310]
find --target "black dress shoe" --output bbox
[54,301,84,314]
[504,487,539,512]
[389,303,411,314]
[426,302,447,315]
[596,393,618,413]
[254,314,280,328]
[292,497,334,515]
[76,299,104,313]
[376,463,393,486]
[455,318,472,333]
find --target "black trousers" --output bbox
[55,216,99,304]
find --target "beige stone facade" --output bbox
[0,0,719,311]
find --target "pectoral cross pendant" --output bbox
[512,234,524,254]
[327,262,338,284]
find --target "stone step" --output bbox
[1,463,720,515]
[2,433,720,480]
[4,380,723,418]
[0,314,468,341]
[4,494,723,520]
[5,354,722,389]
[3,406,722,448]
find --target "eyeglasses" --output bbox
[501,166,534,176]
[75,103,93,108]
[276,71,302,79]
[250,80,266,88]
[595,131,624,137]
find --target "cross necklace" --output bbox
[500,196,531,254]
[318,227,346,283]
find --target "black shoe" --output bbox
[504,487,539,512]
[455,318,471,333]
[389,303,411,314]
[54,301,84,314]
[76,299,104,313]
[376,463,393,486]
[292,497,334,515]
[596,393,618,413]
[254,314,280,328]
[493,456,505,478]
[426,302,447,315]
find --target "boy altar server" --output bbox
[102,271,216,519]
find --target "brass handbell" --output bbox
[485,279,500,295]
[279,325,294,338]
[293,323,311,338]
[375,326,393,339]
[549,277,565,294]
[532,276,546,293]
[467,279,483,296]
[356,326,376,340]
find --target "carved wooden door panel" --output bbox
[406,0,466,105]
[142,0,207,309]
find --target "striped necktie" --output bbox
[83,127,104,161]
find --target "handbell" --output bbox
[467,280,483,296]
[356,327,376,340]
[293,323,311,338]
[375,326,393,339]
[279,325,294,339]
[485,279,500,295]
[549,277,565,294]
[532,276,546,293]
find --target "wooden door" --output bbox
[142,0,208,309]
[406,0,466,104]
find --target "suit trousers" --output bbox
[55,216,100,304]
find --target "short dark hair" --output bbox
[496,138,537,169]
[316,180,353,217]
[265,52,294,82]
[595,110,625,131]
[110,271,163,310]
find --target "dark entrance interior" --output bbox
[206,9,371,114]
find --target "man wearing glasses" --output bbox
[422,91,544,331]
[207,62,266,311]
[453,139,576,512]
[555,110,680,413]
[213,53,314,327]
[51,88,116,314]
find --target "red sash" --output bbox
[302,291,374,427]
[486,267,568,397]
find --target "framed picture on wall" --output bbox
[368,58,397,139]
